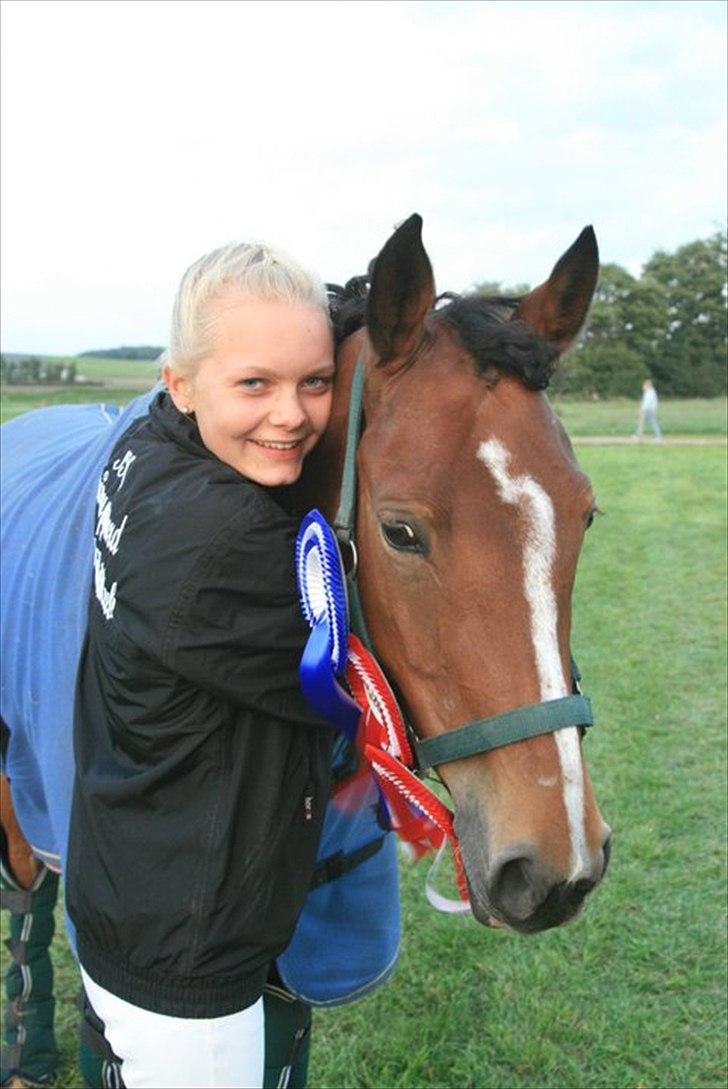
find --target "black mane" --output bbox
[326,275,371,346]
[327,278,558,391]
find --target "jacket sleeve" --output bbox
[162,499,330,730]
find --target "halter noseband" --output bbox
[332,359,594,770]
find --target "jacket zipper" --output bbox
[303,752,314,821]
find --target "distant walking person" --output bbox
[635,378,662,440]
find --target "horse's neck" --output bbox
[299,334,362,521]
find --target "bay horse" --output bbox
[0,214,609,1087]
[303,214,610,929]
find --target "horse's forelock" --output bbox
[329,279,558,390]
[436,296,559,391]
[327,277,370,346]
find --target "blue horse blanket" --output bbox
[0,391,399,1005]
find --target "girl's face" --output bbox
[165,294,335,486]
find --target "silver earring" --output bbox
[181,405,190,414]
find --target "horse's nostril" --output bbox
[489,851,548,921]
[601,832,612,878]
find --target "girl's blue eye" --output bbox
[303,376,333,390]
[240,378,264,390]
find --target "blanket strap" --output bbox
[309,836,386,890]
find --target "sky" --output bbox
[1,0,726,355]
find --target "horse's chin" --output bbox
[464,880,504,929]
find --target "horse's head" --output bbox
[308,215,610,932]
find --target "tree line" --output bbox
[474,231,727,398]
[6,234,725,399]
[0,356,77,385]
[77,346,164,360]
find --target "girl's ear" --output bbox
[163,363,194,414]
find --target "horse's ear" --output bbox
[514,227,599,353]
[367,214,436,367]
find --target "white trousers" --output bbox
[81,966,265,1089]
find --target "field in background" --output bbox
[1,360,727,435]
[0,387,152,425]
[71,356,161,383]
[1,439,725,1088]
[0,356,160,424]
[551,396,727,437]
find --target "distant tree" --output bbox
[1,355,81,385]
[554,263,662,397]
[471,280,531,300]
[553,234,727,398]
[558,342,649,398]
[642,233,727,397]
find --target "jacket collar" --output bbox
[149,390,215,462]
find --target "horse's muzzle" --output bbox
[475,832,612,933]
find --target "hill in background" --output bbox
[77,346,164,360]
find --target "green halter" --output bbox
[333,360,594,771]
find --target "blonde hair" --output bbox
[164,241,330,375]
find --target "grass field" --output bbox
[71,357,162,383]
[0,386,153,425]
[4,355,161,383]
[1,404,726,1086]
[550,396,727,438]
[0,357,160,424]
[1,369,726,436]
[308,445,727,1089]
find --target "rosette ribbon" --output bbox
[296,509,469,909]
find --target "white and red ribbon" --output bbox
[343,635,470,907]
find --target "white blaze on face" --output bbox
[477,438,589,880]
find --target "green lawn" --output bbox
[308,446,728,1089]
[72,356,161,383]
[2,446,726,1088]
[0,386,151,425]
[3,355,161,383]
[550,396,727,437]
[0,357,159,424]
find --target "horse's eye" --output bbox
[585,505,601,530]
[381,521,424,553]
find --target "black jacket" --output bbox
[67,393,332,1018]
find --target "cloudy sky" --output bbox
[1,0,725,354]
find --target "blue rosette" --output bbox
[296,509,361,741]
